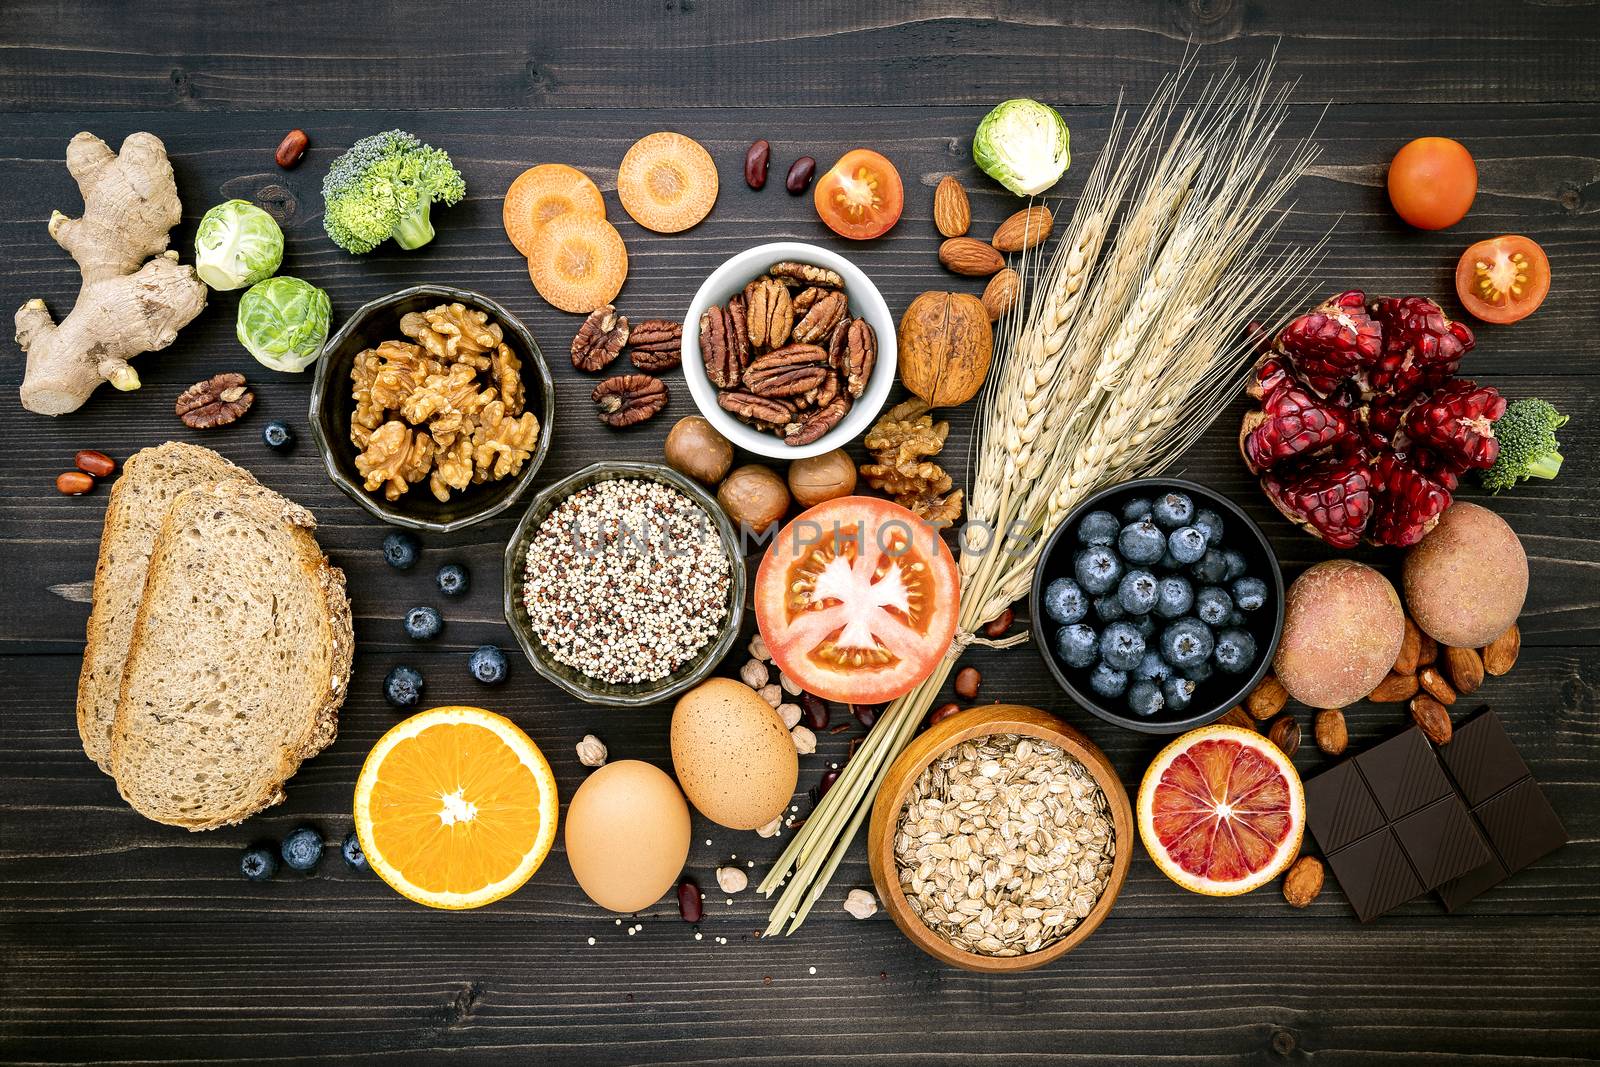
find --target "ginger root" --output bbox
[14,132,207,416]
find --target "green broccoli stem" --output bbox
[1526,450,1564,480]
[392,202,436,250]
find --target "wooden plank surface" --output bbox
[2,4,1599,1065]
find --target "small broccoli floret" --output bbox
[1481,398,1567,492]
[321,130,466,254]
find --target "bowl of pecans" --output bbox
[310,284,554,533]
[867,704,1133,972]
[681,241,897,459]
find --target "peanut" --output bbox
[1418,667,1456,705]
[1481,623,1521,676]
[1444,646,1485,695]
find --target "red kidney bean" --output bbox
[677,879,702,923]
[929,702,962,727]
[851,703,878,728]
[981,607,1014,639]
[954,667,982,700]
[815,770,840,802]
[744,140,770,190]
[785,156,816,195]
[800,692,829,731]
[275,129,308,168]
[56,471,95,495]
[74,450,115,477]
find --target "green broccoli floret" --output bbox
[321,130,466,254]
[1481,398,1567,492]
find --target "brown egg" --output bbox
[671,678,798,830]
[564,760,691,912]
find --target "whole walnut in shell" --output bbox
[898,291,993,408]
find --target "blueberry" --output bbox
[1191,549,1229,584]
[436,563,470,598]
[1073,547,1123,595]
[1195,586,1233,627]
[1193,508,1225,547]
[1126,679,1166,718]
[384,665,424,708]
[1055,624,1099,669]
[1222,549,1250,582]
[1160,618,1214,669]
[1093,594,1126,623]
[1154,575,1194,619]
[1214,628,1258,674]
[1043,577,1090,624]
[1088,662,1129,699]
[1134,651,1173,682]
[382,531,420,570]
[341,831,368,871]
[1121,497,1153,522]
[403,605,443,641]
[280,826,323,872]
[1077,510,1120,547]
[1151,491,1195,530]
[1228,611,1247,627]
[1117,569,1158,615]
[1118,520,1166,565]
[1162,676,1197,712]
[1167,526,1208,564]
[261,420,295,452]
[1159,549,1184,571]
[240,846,278,882]
[1100,621,1146,671]
[1129,613,1156,639]
[1183,659,1215,683]
[1233,576,1268,612]
[469,644,509,685]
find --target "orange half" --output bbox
[354,706,559,910]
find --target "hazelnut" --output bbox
[1267,714,1300,758]
[664,416,733,484]
[786,449,857,507]
[717,464,790,535]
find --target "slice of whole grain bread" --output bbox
[109,478,353,830]
[76,442,252,771]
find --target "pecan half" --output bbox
[803,371,841,410]
[726,294,752,373]
[744,276,793,351]
[792,289,848,345]
[592,374,667,427]
[842,318,877,398]
[628,319,683,372]
[176,373,254,429]
[699,306,739,390]
[791,287,826,315]
[784,395,851,446]
[769,261,843,289]
[745,344,830,398]
[825,317,850,371]
[571,305,629,372]
[718,390,792,427]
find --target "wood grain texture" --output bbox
[2,8,1599,1064]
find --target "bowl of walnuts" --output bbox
[310,284,555,532]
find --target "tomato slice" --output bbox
[1455,235,1550,324]
[755,497,958,705]
[813,149,904,240]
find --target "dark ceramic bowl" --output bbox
[309,284,554,532]
[501,461,746,707]
[1030,478,1285,735]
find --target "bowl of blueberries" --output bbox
[1030,479,1284,734]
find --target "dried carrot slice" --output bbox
[526,214,628,314]
[503,164,605,256]
[617,131,718,233]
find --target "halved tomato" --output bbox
[1455,235,1550,324]
[755,497,958,705]
[813,149,904,240]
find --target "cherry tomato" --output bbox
[1387,137,1476,230]
[813,149,904,240]
[1455,235,1550,324]
[755,497,958,705]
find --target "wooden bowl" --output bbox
[867,704,1133,972]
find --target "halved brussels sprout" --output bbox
[972,99,1071,197]
[237,276,331,373]
[195,200,285,291]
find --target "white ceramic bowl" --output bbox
[681,241,897,460]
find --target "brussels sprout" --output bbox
[972,99,1071,197]
[194,200,285,291]
[237,276,331,373]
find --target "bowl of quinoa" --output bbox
[502,461,745,706]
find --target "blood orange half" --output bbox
[1137,725,1304,896]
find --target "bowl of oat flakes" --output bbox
[867,704,1133,972]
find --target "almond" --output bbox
[991,205,1053,252]
[1246,674,1288,720]
[932,176,970,238]
[1417,632,1438,667]
[1367,670,1420,703]
[1444,646,1485,695]
[938,237,1004,277]
[981,268,1020,321]
[1394,617,1421,675]
[1481,623,1520,676]
[1217,706,1258,732]
[1418,666,1456,705]
[1282,855,1324,908]
[1313,709,1348,756]
[1410,694,1453,745]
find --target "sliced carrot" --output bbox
[527,214,628,314]
[617,131,718,233]
[502,164,605,256]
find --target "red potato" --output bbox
[1403,501,1527,648]
[1274,560,1406,710]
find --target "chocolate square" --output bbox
[1354,727,1453,820]
[1326,829,1424,922]
[1474,778,1568,872]
[1305,759,1386,854]
[1438,708,1529,806]
[1438,854,1509,913]
[1392,795,1493,891]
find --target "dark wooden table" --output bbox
[3,4,1597,1064]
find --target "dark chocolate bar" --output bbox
[1437,708,1530,806]
[1325,829,1423,923]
